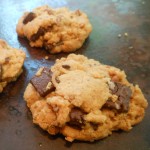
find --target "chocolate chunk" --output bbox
[30,25,55,42]
[23,12,36,24]
[68,107,86,130]
[62,65,70,69]
[30,67,55,97]
[103,98,121,110]
[30,27,45,42]
[0,65,2,81]
[103,82,132,112]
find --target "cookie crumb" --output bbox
[128,46,133,49]
[46,82,52,90]
[118,34,122,38]
[111,95,118,102]
[45,56,49,60]
[124,33,128,37]
[39,142,42,147]
[36,67,44,76]
[65,136,74,142]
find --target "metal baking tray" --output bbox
[0,0,150,149]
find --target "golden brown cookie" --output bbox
[16,5,92,53]
[24,54,148,142]
[0,39,26,93]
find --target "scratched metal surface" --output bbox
[0,0,150,150]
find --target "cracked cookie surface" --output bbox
[0,39,26,93]
[24,54,148,142]
[16,5,92,53]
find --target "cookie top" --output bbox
[0,39,26,93]
[16,5,92,53]
[24,54,148,142]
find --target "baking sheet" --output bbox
[0,0,150,149]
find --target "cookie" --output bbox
[16,5,92,53]
[24,54,148,142]
[0,39,26,93]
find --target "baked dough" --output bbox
[24,54,148,142]
[0,39,26,93]
[16,5,92,53]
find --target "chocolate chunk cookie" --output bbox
[24,54,148,142]
[16,5,92,53]
[0,39,26,93]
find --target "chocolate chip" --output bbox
[0,65,2,81]
[103,82,132,112]
[90,122,99,131]
[30,27,45,42]
[23,12,36,24]
[30,67,55,97]
[68,107,86,130]
[62,65,70,69]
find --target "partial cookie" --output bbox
[24,54,148,142]
[16,5,92,53]
[0,39,26,93]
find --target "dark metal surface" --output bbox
[0,0,150,149]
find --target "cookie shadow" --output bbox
[64,135,101,148]
[74,37,90,55]
[17,36,90,61]
[35,125,60,141]
[18,36,50,60]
